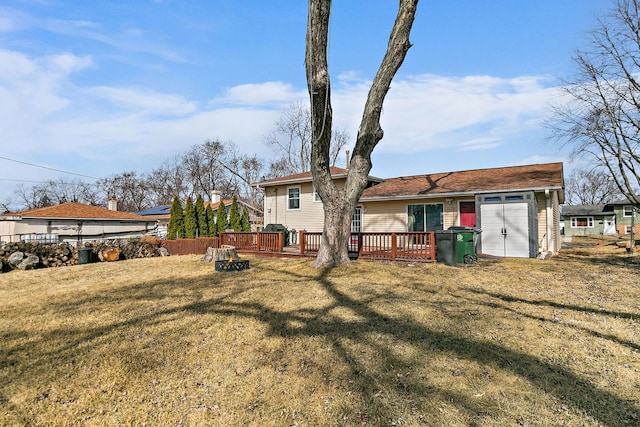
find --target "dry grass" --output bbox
[0,243,639,426]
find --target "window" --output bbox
[312,185,321,202]
[351,206,363,232]
[623,206,635,217]
[624,225,634,235]
[287,187,300,210]
[570,217,593,228]
[408,203,443,231]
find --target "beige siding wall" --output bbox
[534,191,562,254]
[361,200,408,232]
[262,180,346,232]
[362,197,462,232]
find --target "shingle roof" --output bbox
[560,204,610,216]
[255,167,352,186]
[3,202,150,220]
[361,162,564,200]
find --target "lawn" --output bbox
[0,243,639,426]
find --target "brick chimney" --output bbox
[108,197,118,211]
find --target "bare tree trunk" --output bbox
[306,0,419,267]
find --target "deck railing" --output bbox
[299,231,436,262]
[162,231,435,261]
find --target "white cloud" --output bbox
[88,86,197,116]
[213,81,306,107]
[0,47,567,202]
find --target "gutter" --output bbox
[360,186,564,202]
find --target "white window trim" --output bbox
[351,206,363,233]
[312,184,321,203]
[287,186,301,211]
[623,206,635,217]
[570,216,594,228]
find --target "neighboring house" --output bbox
[253,162,565,258]
[136,191,263,239]
[0,202,157,246]
[609,199,640,236]
[560,204,616,237]
[560,199,640,237]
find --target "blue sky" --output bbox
[0,0,608,205]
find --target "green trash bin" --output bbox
[448,226,480,264]
[78,247,94,265]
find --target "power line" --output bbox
[0,178,91,184]
[0,156,100,180]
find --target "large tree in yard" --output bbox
[306,0,419,267]
[550,0,640,207]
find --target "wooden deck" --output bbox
[162,231,436,262]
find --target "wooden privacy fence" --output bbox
[161,233,284,256]
[300,231,436,262]
[161,237,220,256]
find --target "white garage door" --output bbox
[480,203,530,257]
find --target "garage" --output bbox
[476,192,538,258]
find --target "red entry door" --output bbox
[459,201,476,227]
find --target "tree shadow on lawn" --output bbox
[456,288,640,352]
[3,263,639,425]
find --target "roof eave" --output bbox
[360,186,564,202]
[16,216,156,222]
[252,174,384,188]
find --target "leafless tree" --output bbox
[148,156,190,205]
[97,171,153,212]
[265,102,350,175]
[12,178,98,210]
[549,0,640,206]
[307,0,419,267]
[564,168,623,205]
[13,184,54,210]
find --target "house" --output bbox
[561,199,640,237]
[560,204,616,237]
[253,162,565,258]
[136,191,263,239]
[254,166,383,235]
[0,202,157,246]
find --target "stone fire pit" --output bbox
[202,245,249,272]
[215,259,250,272]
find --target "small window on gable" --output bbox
[288,187,300,210]
[623,206,635,217]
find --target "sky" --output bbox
[0,0,610,207]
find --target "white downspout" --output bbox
[545,189,552,253]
